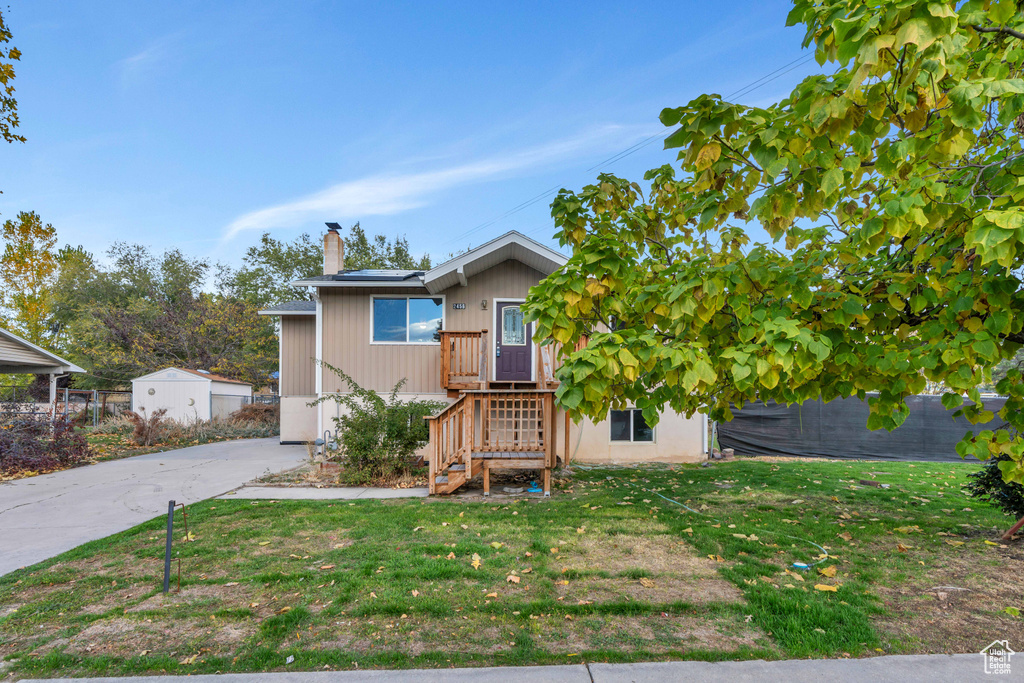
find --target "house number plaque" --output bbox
[452,303,466,309]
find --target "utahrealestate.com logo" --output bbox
[982,640,1015,675]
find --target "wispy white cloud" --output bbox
[221,123,661,241]
[117,33,181,86]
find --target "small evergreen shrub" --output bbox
[964,454,1024,519]
[312,361,445,485]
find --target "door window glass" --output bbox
[502,306,526,345]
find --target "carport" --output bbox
[0,325,84,415]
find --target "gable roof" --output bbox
[131,366,252,386]
[0,326,84,375]
[422,231,567,294]
[258,300,317,316]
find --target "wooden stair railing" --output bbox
[425,389,558,495]
[440,330,488,390]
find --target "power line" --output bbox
[443,53,817,248]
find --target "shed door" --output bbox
[495,302,532,382]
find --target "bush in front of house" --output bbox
[313,361,445,485]
[0,415,92,474]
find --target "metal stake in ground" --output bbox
[163,499,175,593]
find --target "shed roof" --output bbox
[0,326,84,375]
[131,367,252,386]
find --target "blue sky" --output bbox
[1,1,822,268]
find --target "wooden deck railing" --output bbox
[440,330,488,390]
[425,389,558,491]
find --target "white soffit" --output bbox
[423,231,567,294]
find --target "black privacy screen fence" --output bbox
[717,395,1007,462]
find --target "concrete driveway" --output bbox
[0,438,306,576]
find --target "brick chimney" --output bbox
[324,223,344,275]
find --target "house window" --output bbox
[610,409,654,442]
[502,306,526,345]
[372,297,443,343]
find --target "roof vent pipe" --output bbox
[324,222,344,275]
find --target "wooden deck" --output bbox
[424,389,557,496]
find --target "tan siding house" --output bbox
[261,229,706,494]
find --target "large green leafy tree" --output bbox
[525,0,1024,488]
[61,244,276,389]
[228,224,431,308]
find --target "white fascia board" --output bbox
[423,231,567,293]
[0,327,85,373]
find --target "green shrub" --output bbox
[312,361,445,485]
[964,454,1024,519]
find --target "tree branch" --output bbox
[972,25,1024,41]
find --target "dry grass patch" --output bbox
[873,547,1024,653]
[557,575,742,605]
[532,614,769,654]
[45,617,254,659]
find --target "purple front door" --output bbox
[495,301,532,382]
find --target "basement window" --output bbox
[371,296,444,343]
[610,409,654,443]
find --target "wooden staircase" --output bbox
[424,390,557,495]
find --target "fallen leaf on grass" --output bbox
[817,566,837,578]
[446,552,455,560]
[319,565,335,570]
[1005,606,1021,617]
[180,654,199,665]
[639,577,655,588]
[577,526,586,534]
[224,582,238,587]
[894,525,923,534]
[522,567,533,574]
[490,542,503,549]
[945,540,964,547]
[411,590,420,597]
[814,584,838,592]
[276,606,292,614]
[506,575,521,584]
[896,543,910,552]
[550,547,559,554]
[486,592,498,598]
[471,553,482,570]
[258,541,271,546]
[784,568,805,582]
[682,527,693,534]
[413,526,424,532]
[707,554,725,562]
[837,532,853,542]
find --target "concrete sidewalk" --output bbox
[222,486,428,500]
[0,438,307,576]
[19,653,1010,682]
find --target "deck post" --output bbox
[543,468,550,497]
[427,417,437,495]
[479,330,488,388]
[564,409,571,465]
[483,463,490,496]
[464,395,473,484]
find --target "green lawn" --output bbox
[1,458,1021,678]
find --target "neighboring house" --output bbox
[0,326,84,417]
[260,227,706,495]
[131,367,252,423]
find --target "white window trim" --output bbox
[609,408,656,444]
[369,294,446,345]
[491,297,535,382]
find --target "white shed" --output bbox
[131,368,252,423]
